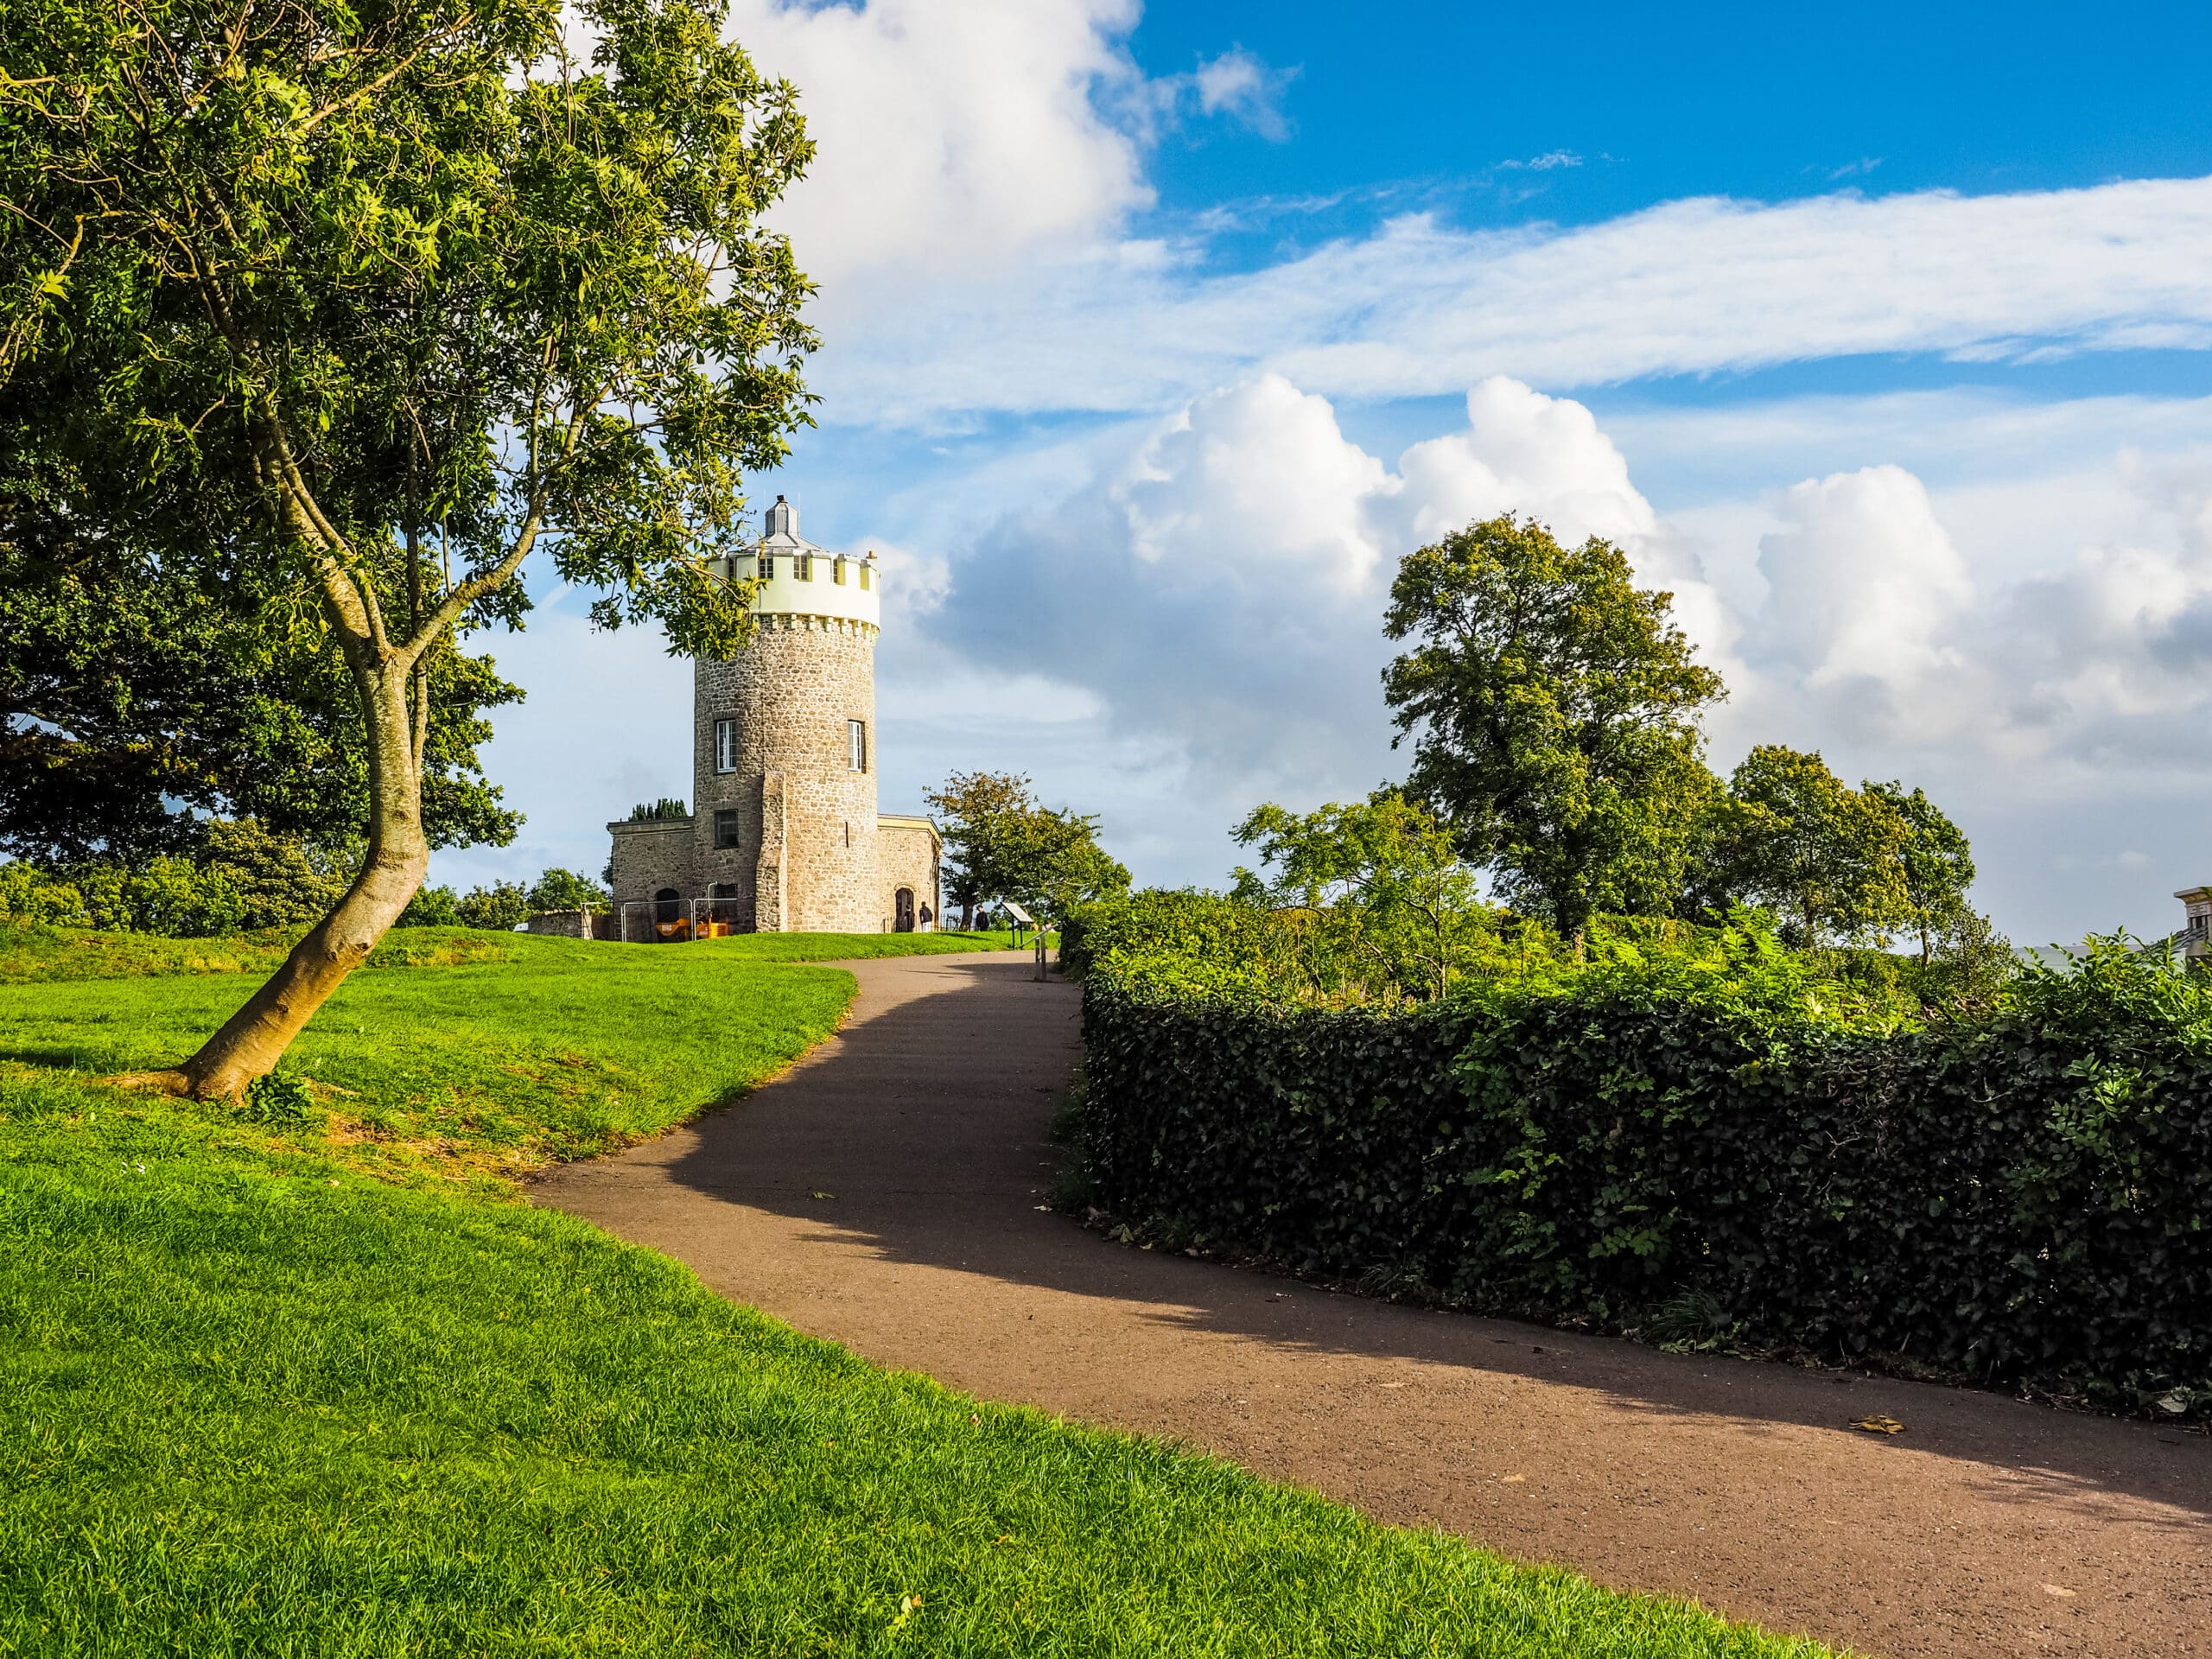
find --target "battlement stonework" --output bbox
[606,494,940,936]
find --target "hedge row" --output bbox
[1077,941,2212,1415]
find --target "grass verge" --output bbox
[0,927,1837,1656]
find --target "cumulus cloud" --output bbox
[1756,466,1974,696]
[810,175,2212,423]
[732,0,1154,286]
[931,376,1737,830]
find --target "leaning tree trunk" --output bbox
[127,657,429,1100]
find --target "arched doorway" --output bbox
[654,887,681,925]
[893,887,916,932]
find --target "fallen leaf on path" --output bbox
[809,1190,835,1200]
[1499,1473,1527,1484]
[1850,1415,1905,1435]
[2042,1585,2076,1599]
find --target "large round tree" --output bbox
[0,0,816,1095]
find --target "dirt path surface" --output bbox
[535,951,2212,1658]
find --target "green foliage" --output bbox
[0,533,523,863]
[1077,933,2212,1416]
[1234,791,1489,1001]
[455,881,532,931]
[1,854,245,937]
[1700,746,1906,944]
[628,798,691,822]
[1383,515,1725,938]
[1866,779,1977,960]
[528,867,612,912]
[398,884,464,927]
[240,1070,314,1126]
[926,770,1128,918]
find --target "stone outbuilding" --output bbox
[606,496,941,938]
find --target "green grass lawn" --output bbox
[0,925,1837,1656]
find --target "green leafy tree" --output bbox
[1232,791,1484,1000]
[925,771,1039,925]
[0,0,816,1095]
[1865,780,1976,964]
[924,771,1126,922]
[996,805,1130,918]
[1382,515,1726,942]
[456,880,531,931]
[0,519,521,864]
[1704,746,1910,946]
[397,884,464,928]
[528,867,611,912]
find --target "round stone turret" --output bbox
[693,497,882,931]
[605,493,940,938]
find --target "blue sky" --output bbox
[444,0,2212,948]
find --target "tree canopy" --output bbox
[0,0,817,1094]
[1382,515,1725,940]
[0,525,519,863]
[925,770,1128,921]
[1232,791,1484,1000]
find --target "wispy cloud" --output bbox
[810,175,2212,423]
[1498,149,1583,171]
[1187,47,1299,141]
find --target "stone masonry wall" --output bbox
[607,817,696,931]
[694,614,880,932]
[877,821,941,929]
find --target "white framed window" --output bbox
[714,718,737,773]
[848,719,867,772]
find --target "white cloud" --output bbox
[931,376,1728,831]
[809,175,2212,424]
[1387,376,1655,550]
[1756,466,1974,696]
[734,0,1153,286]
[1187,48,1296,141]
[1499,149,1582,171]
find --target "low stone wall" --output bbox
[525,909,597,939]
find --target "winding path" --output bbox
[535,950,2212,1658]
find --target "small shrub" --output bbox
[241,1071,314,1124]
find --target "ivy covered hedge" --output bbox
[1077,937,2212,1416]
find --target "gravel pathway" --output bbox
[534,950,2212,1658]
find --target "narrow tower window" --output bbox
[758,554,773,582]
[713,809,741,850]
[833,556,848,586]
[848,720,867,772]
[714,717,737,773]
[797,553,812,581]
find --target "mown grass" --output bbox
[0,926,1838,1656]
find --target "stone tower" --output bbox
[605,494,941,937]
[694,496,882,932]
